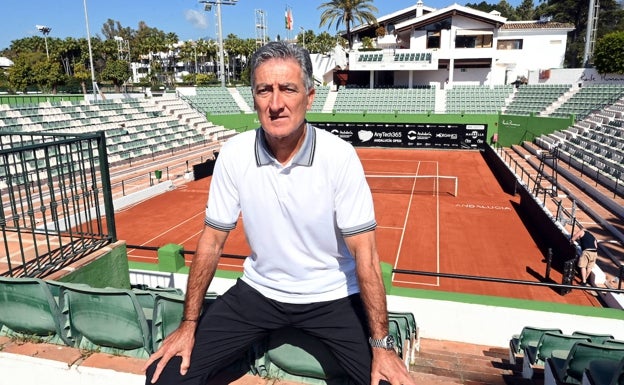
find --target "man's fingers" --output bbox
[143,349,163,372]
[180,352,192,376]
[150,352,176,384]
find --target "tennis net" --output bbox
[365,174,458,197]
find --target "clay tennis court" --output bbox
[117,147,601,307]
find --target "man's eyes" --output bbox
[255,86,298,95]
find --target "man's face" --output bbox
[252,58,315,140]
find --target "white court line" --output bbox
[391,161,441,287]
[127,210,205,252]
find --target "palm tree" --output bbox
[318,0,378,50]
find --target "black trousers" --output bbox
[146,279,372,385]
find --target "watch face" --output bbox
[385,335,395,349]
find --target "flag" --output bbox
[285,7,293,30]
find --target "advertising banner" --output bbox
[313,122,487,149]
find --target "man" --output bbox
[570,227,598,286]
[144,41,414,385]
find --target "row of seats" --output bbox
[509,326,624,385]
[394,52,432,62]
[0,277,418,384]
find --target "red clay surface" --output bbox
[116,148,601,307]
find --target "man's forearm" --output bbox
[182,227,228,320]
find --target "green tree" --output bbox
[101,59,131,92]
[515,0,535,21]
[540,0,623,67]
[593,31,624,74]
[314,32,337,55]
[32,59,66,94]
[196,73,215,85]
[224,34,245,83]
[318,0,378,49]
[7,54,34,93]
[73,62,92,94]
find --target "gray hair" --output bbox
[249,41,314,92]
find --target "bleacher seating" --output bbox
[58,284,153,358]
[0,276,418,384]
[357,52,383,62]
[572,331,615,344]
[0,97,229,174]
[184,87,242,115]
[544,342,624,385]
[522,332,590,379]
[0,277,71,346]
[446,85,513,114]
[253,326,354,384]
[552,85,624,120]
[310,85,330,112]
[509,326,563,365]
[535,108,624,192]
[333,86,435,114]
[582,357,624,385]
[393,52,431,63]
[505,84,572,116]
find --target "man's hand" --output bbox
[143,322,197,383]
[370,348,415,385]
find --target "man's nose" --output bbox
[269,90,285,110]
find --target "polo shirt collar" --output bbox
[255,123,316,167]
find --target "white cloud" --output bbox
[184,9,208,30]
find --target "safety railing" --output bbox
[0,131,115,277]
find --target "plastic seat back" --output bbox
[151,292,185,350]
[512,326,563,353]
[264,327,352,383]
[533,333,590,365]
[58,285,152,358]
[572,331,614,344]
[562,342,624,384]
[0,277,71,346]
[604,340,624,348]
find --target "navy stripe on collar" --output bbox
[254,123,316,167]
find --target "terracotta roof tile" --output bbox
[501,21,574,30]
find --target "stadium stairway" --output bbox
[0,336,539,385]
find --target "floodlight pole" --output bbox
[36,25,51,59]
[83,0,98,101]
[200,0,237,88]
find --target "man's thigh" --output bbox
[146,279,289,384]
[290,294,372,385]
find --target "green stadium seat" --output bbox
[58,284,153,358]
[545,342,624,385]
[572,331,614,344]
[389,311,419,363]
[604,340,624,348]
[0,277,72,346]
[253,326,353,384]
[583,357,624,385]
[522,332,590,379]
[151,292,185,351]
[509,326,563,365]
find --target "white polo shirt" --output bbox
[204,124,376,304]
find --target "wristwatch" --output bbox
[369,335,395,350]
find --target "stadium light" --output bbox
[36,25,51,59]
[199,0,238,87]
[83,0,98,101]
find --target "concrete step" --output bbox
[410,339,538,385]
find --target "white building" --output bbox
[341,1,574,89]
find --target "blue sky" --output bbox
[0,0,522,51]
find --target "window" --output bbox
[455,33,493,48]
[497,39,523,50]
[427,31,440,49]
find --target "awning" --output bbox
[457,29,493,36]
